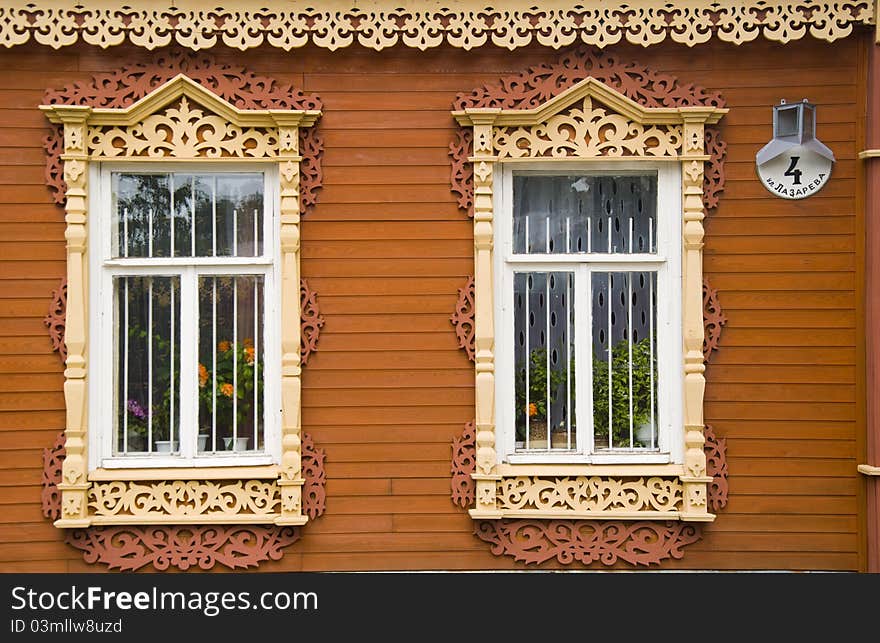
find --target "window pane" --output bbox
[592,271,658,450]
[513,174,657,254]
[113,172,263,259]
[115,276,180,454]
[112,174,171,258]
[198,276,264,454]
[514,272,575,450]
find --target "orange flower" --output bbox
[218,340,231,352]
[527,403,538,417]
[198,363,208,388]
[220,383,234,398]
[243,338,254,349]
[245,346,255,365]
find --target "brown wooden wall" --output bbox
[0,33,866,571]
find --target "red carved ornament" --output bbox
[474,520,702,567]
[42,51,324,215]
[450,276,475,362]
[704,424,729,512]
[703,278,728,362]
[41,431,66,521]
[43,278,67,363]
[450,421,476,508]
[300,278,325,366]
[302,432,327,519]
[449,47,727,217]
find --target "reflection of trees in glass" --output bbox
[114,172,263,259]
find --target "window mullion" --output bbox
[178,266,198,461]
[576,263,593,456]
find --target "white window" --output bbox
[495,162,683,464]
[89,165,280,469]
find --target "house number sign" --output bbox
[756,147,833,199]
[755,99,835,201]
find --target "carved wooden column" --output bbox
[469,111,503,518]
[54,106,92,528]
[679,110,714,521]
[276,120,307,526]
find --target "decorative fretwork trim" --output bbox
[497,476,684,515]
[704,424,729,512]
[66,525,302,572]
[451,421,476,507]
[0,2,871,51]
[43,278,67,364]
[474,519,702,567]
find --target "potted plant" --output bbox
[592,337,656,448]
[198,337,261,452]
[514,347,571,449]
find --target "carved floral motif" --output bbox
[42,51,323,214]
[302,433,327,519]
[41,431,66,521]
[474,519,702,567]
[497,476,683,514]
[87,97,279,159]
[494,97,683,159]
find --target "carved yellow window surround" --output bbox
[452,78,727,523]
[40,75,321,528]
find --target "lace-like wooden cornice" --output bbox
[0,2,872,50]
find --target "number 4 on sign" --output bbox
[784,156,802,185]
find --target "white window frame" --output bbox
[495,160,683,465]
[88,161,282,470]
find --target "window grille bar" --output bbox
[254,278,259,450]
[147,278,153,452]
[607,272,612,449]
[566,273,571,450]
[212,176,217,257]
[233,277,238,448]
[170,279,175,451]
[212,277,217,452]
[607,216,612,254]
[628,273,634,448]
[650,273,655,449]
[545,273,550,451]
[525,273,530,450]
[525,216,530,254]
[122,279,129,454]
[169,177,175,258]
[123,207,129,258]
[254,208,259,257]
[587,217,591,253]
[649,217,654,254]
[233,208,238,257]
[148,207,153,257]
[566,217,570,254]
[190,176,196,257]
[545,217,550,254]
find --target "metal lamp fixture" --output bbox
[756,99,835,166]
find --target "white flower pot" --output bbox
[223,436,250,452]
[154,440,179,453]
[198,434,210,451]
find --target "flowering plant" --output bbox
[198,338,262,438]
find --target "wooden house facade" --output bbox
[0,1,878,572]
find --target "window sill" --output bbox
[505,451,672,466]
[88,464,279,481]
[97,453,276,471]
[498,461,683,477]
